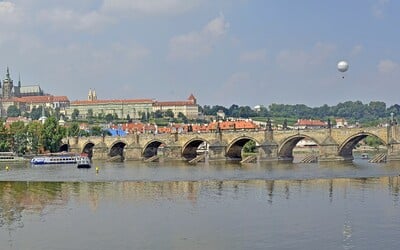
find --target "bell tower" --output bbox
[2,67,13,99]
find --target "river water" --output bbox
[1,159,399,250]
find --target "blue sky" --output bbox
[0,0,399,107]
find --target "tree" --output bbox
[243,140,256,153]
[7,105,21,117]
[87,109,93,119]
[154,110,163,118]
[68,122,80,137]
[10,121,28,155]
[90,125,105,136]
[71,109,80,121]
[26,122,42,154]
[0,122,11,152]
[41,116,66,152]
[105,113,114,123]
[30,107,42,120]
[165,109,174,118]
[177,112,188,123]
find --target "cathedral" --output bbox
[0,67,44,99]
[0,67,69,118]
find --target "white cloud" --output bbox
[102,0,201,15]
[0,1,14,13]
[226,72,250,87]
[168,13,229,61]
[372,0,390,18]
[37,8,114,32]
[276,42,336,72]
[378,59,399,74]
[351,44,363,56]
[240,49,267,63]
[0,1,23,25]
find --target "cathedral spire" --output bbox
[6,66,10,80]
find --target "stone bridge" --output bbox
[63,125,400,162]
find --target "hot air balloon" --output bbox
[337,60,349,72]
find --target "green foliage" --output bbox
[71,109,80,120]
[164,109,174,118]
[0,122,11,152]
[68,122,80,137]
[87,109,93,118]
[364,136,383,149]
[25,122,42,154]
[90,125,106,136]
[41,116,66,152]
[7,105,21,117]
[243,140,256,153]
[30,106,42,120]
[105,113,114,123]
[177,112,188,123]
[201,100,397,125]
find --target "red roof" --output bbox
[16,95,69,103]
[294,119,326,126]
[153,101,197,106]
[71,99,154,105]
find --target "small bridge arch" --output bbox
[278,134,320,161]
[182,138,209,160]
[142,140,166,159]
[59,143,69,152]
[109,140,127,161]
[82,142,95,159]
[338,132,386,160]
[226,136,260,161]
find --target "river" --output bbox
[1,159,399,249]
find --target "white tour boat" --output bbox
[31,153,91,168]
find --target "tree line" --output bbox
[0,117,110,155]
[201,101,400,125]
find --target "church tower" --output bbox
[14,74,21,97]
[2,67,14,99]
[88,89,93,101]
[88,88,97,101]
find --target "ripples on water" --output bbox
[0,160,400,249]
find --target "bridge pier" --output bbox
[124,145,143,161]
[318,136,346,161]
[387,126,400,161]
[92,142,109,160]
[208,142,227,162]
[257,142,279,161]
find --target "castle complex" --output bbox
[0,68,69,117]
[0,68,199,120]
[65,90,199,120]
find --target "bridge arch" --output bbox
[182,138,209,160]
[142,140,167,159]
[226,136,260,161]
[59,143,69,152]
[278,134,320,161]
[82,142,95,159]
[338,132,386,159]
[109,140,128,161]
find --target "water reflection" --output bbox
[1,176,399,230]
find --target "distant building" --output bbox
[66,91,199,120]
[5,116,31,126]
[216,109,226,120]
[335,118,348,128]
[153,94,199,119]
[0,68,69,117]
[293,119,327,129]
